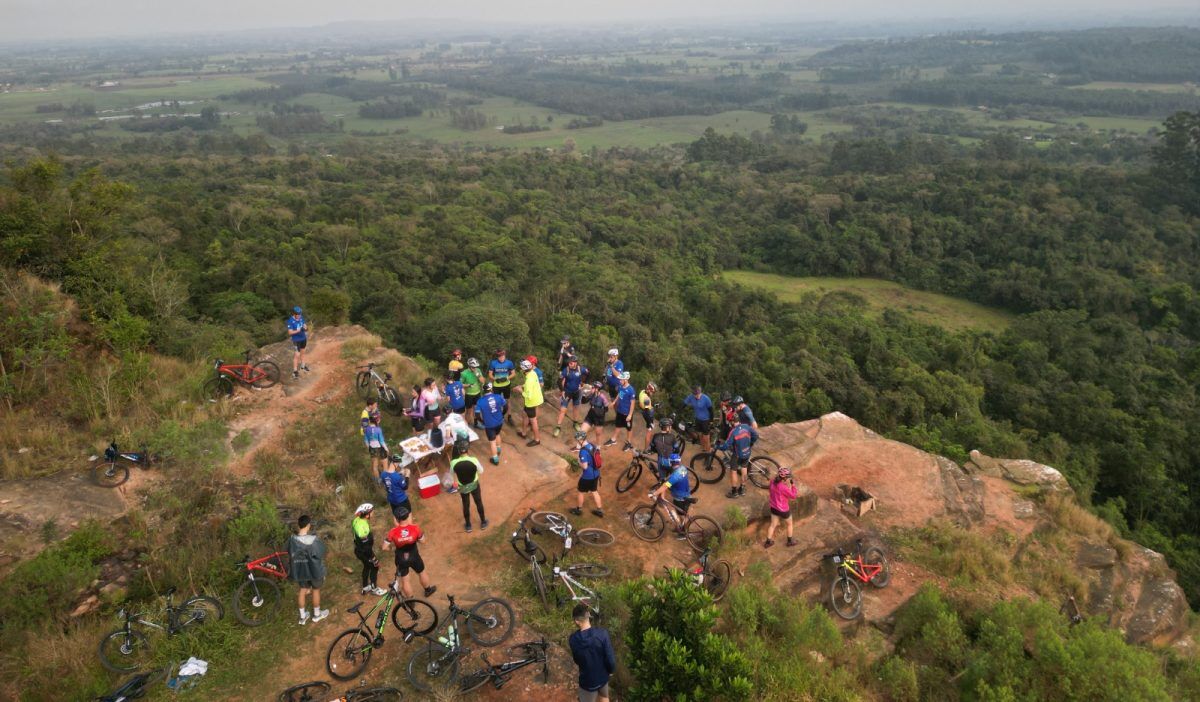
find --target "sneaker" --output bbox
[361,585,372,595]
[292,371,300,380]
[553,426,561,437]
[424,586,438,598]
[481,519,489,530]
[569,507,583,516]
[622,442,633,452]
[447,486,458,494]
[526,439,540,447]
[738,486,746,496]
[465,523,473,533]
[372,586,388,596]
[786,537,797,547]
[298,609,310,626]
[764,539,775,548]
[591,508,605,518]
[603,439,616,447]
[726,488,738,499]
[311,608,329,623]
[490,455,500,465]
[301,363,311,372]
[517,430,526,439]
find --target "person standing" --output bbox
[603,349,623,401]
[286,306,310,381]
[580,381,609,446]
[352,504,387,596]
[475,383,507,465]
[421,377,442,430]
[649,417,677,481]
[652,455,694,539]
[570,430,604,518]
[554,355,589,437]
[380,457,411,521]
[722,418,759,499]
[488,349,516,425]
[444,371,467,416]
[405,385,427,434]
[383,511,437,599]
[461,358,484,426]
[362,413,389,482]
[684,386,715,454]
[765,468,799,548]
[604,372,636,451]
[515,359,544,447]
[557,336,576,372]
[447,348,464,381]
[450,444,488,532]
[569,603,615,702]
[287,515,329,625]
[638,381,657,451]
[734,396,758,430]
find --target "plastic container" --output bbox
[417,472,441,499]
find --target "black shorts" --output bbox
[411,417,426,432]
[524,406,538,418]
[496,384,512,399]
[395,548,425,577]
[296,578,324,589]
[293,339,307,351]
[485,426,501,441]
[368,445,388,458]
[641,410,655,428]
[695,419,711,434]
[561,390,581,407]
[585,410,605,427]
[424,407,439,422]
[672,498,691,515]
[615,413,631,429]
[389,499,412,521]
[730,455,749,471]
[465,393,481,407]
[770,506,791,519]
[578,476,599,493]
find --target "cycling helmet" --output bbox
[574,430,588,441]
[618,371,630,381]
[567,354,578,363]
[669,453,682,465]
[646,381,657,392]
[777,467,791,480]
[483,382,494,393]
[452,348,462,356]
[720,391,732,402]
[525,355,538,366]
[592,380,604,389]
[467,357,480,368]
[355,503,374,515]
[659,417,673,429]
[561,335,571,342]
[293,306,302,313]
[733,395,744,405]
[520,360,533,371]
[608,348,619,356]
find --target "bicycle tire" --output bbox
[829,575,863,620]
[233,577,282,626]
[687,467,701,495]
[685,516,723,553]
[178,595,224,630]
[576,528,615,548]
[251,360,281,388]
[203,375,234,402]
[467,598,515,646]
[279,681,331,702]
[690,452,726,484]
[98,629,151,672]
[614,460,642,493]
[407,644,461,692]
[565,563,612,578]
[391,597,438,636]
[92,461,130,488]
[863,547,891,588]
[747,456,779,489]
[457,667,494,694]
[629,505,666,542]
[510,535,548,564]
[346,687,403,702]
[532,560,548,608]
[326,627,374,680]
[530,511,568,531]
[706,560,734,602]
[380,386,403,415]
[355,371,373,399]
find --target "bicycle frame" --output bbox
[351,590,398,642]
[243,550,289,580]
[215,351,273,385]
[469,640,549,690]
[833,550,883,584]
[551,566,599,611]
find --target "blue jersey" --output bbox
[738,405,756,426]
[445,381,466,411]
[489,359,515,386]
[363,424,385,446]
[667,466,691,500]
[615,384,637,415]
[534,367,544,386]
[561,366,587,393]
[579,443,600,480]
[381,471,408,505]
[476,393,507,428]
[605,360,624,387]
[684,393,714,422]
[723,423,759,460]
[287,315,307,343]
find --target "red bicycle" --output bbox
[204,350,281,401]
[825,539,891,620]
[231,549,290,626]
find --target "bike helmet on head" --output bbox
[575,430,588,441]
[355,503,374,515]
[467,357,480,368]
[525,355,537,366]
[520,360,533,371]
[395,504,411,520]
[592,380,604,389]
[659,417,673,429]
[567,354,578,363]
[732,395,744,405]
[293,306,302,313]
[777,467,791,480]
[720,391,732,402]
[618,371,630,381]
[483,382,494,393]
[669,453,682,464]
[646,381,656,392]
[608,348,619,356]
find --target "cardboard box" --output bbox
[417,472,441,499]
[835,483,876,517]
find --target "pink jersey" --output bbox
[768,479,798,512]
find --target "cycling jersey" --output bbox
[684,393,714,422]
[579,443,600,480]
[476,393,507,428]
[448,358,464,380]
[723,423,759,460]
[352,516,374,554]
[558,343,576,369]
[387,523,423,551]
[738,405,756,426]
[461,368,483,397]
[523,371,544,408]
[445,380,466,412]
[561,366,588,394]
[604,360,624,389]
[667,466,691,500]
[381,470,409,505]
[614,384,637,415]
[638,390,653,412]
[363,424,386,448]
[651,432,676,464]
[360,407,381,435]
[287,315,307,343]
[489,358,515,387]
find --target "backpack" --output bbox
[589,447,602,471]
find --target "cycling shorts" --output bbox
[614,413,631,429]
[560,390,581,407]
[695,419,711,434]
[585,410,606,427]
[641,409,655,427]
[672,498,691,515]
[368,445,388,458]
[394,547,425,576]
[577,476,599,493]
[292,339,308,351]
[485,426,501,441]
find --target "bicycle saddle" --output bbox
[347,602,364,614]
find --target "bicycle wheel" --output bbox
[565,563,612,578]
[355,371,373,399]
[98,629,151,672]
[687,468,701,495]
[178,596,224,629]
[530,511,568,530]
[407,644,461,692]
[203,375,234,402]
[690,452,726,484]
[233,577,282,626]
[532,560,548,607]
[706,560,734,602]
[510,535,548,564]
[829,575,863,620]
[467,598,515,646]
[863,547,891,588]
[92,460,130,488]
[391,597,438,636]
[747,456,779,489]
[346,687,403,702]
[629,505,666,542]
[576,528,615,548]
[457,667,494,694]
[327,627,374,680]
[251,360,281,388]
[279,681,331,702]
[685,516,723,553]
[380,386,403,415]
[614,460,643,493]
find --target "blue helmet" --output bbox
[669,453,681,464]
[293,306,302,314]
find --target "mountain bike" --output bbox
[203,350,281,400]
[98,587,225,672]
[91,440,158,488]
[355,362,403,414]
[510,507,615,564]
[325,585,438,680]
[668,412,719,453]
[615,450,701,494]
[278,680,403,702]
[690,445,779,489]
[404,594,516,692]
[95,669,168,701]
[664,548,734,602]
[629,488,723,553]
[231,549,290,626]
[825,539,891,620]
[456,639,550,693]
[531,556,608,619]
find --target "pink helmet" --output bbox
[777,467,791,480]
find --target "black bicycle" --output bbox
[405,594,516,692]
[94,669,167,701]
[279,680,403,702]
[690,445,779,489]
[91,441,158,488]
[456,639,550,693]
[615,450,700,494]
[326,585,438,680]
[669,412,720,453]
[98,587,224,672]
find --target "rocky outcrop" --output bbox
[966,449,1070,492]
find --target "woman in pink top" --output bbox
[765,467,798,548]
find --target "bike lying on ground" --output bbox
[510,507,614,564]
[278,680,403,702]
[405,594,516,692]
[325,585,439,680]
[355,362,403,414]
[456,639,551,694]
[531,556,608,620]
[231,549,289,626]
[615,450,701,494]
[91,441,158,488]
[94,669,167,701]
[629,487,723,553]
[203,350,281,400]
[690,445,779,489]
[98,587,225,672]
[825,539,891,620]
[664,548,734,602]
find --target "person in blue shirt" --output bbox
[475,383,507,465]
[683,385,715,453]
[443,371,466,415]
[651,454,694,538]
[570,431,604,518]
[379,457,411,522]
[721,419,760,499]
[488,349,516,426]
[603,348,624,400]
[554,355,589,437]
[733,395,758,429]
[604,372,637,451]
[569,604,615,702]
[286,306,310,380]
[363,413,389,482]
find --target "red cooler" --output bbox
[417,471,441,499]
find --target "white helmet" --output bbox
[355,503,374,515]
[619,371,631,381]
[520,359,533,371]
[608,348,619,356]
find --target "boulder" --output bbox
[1125,579,1190,645]
[1077,542,1118,569]
[70,595,100,618]
[935,456,986,526]
[966,450,1069,491]
[1012,499,1037,520]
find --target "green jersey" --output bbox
[462,368,483,397]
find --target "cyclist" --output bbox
[488,349,516,425]
[571,430,604,518]
[286,306,310,380]
[360,397,381,434]
[722,416,759,498]
[717,392,737,443]
[603,348,624,400]
[649,417,677,480]
[557,335,576,371]
[527,354,545,387]
[765,467,799,548]
[288,514,329,625]
[421,377,442,430]
[475,382,507,465]
[461,357,484,426]
[734,396,758,430]
[683,386,715,453]
[604,372,636,451]
[580,381,610,446]
[380,455,411,521]
[451,443,488,532]
[650,454,693,539]
[382,510,437,599]
[444,370,466,416]
[514,358,543,447]
[352,503,388,596]
[363,412,389,482]
[554,355,589,437]
[569,603,615,702]
[447,348,464,381]
[638,381,657,450]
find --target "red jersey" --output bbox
[387,523,423,549]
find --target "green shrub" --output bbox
[0,522,115,633]
[307,286,352,325]
[875,656,920,702]
[408,298,531,361]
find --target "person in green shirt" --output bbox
[451,445,488,532]
[352,503,387,596]
[461,357,484,427]
[515,358,544,447]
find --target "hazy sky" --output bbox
[1,0,1196,42]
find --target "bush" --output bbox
[408,298,531,361]
[0,522,115,633]
[307,286,352,326]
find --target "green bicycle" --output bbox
[325,586,438,680]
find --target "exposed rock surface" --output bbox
[966,449,1070,491]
